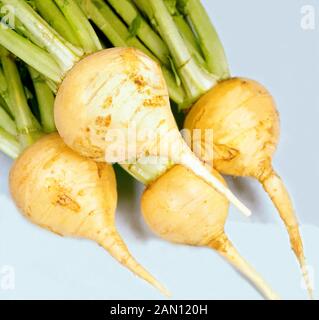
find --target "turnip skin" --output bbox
[142,165,228,246]
[54,47,172,163]
[9,133,168,295]
[184,78,312,297]
[185,78,279,178]
[141,165,279,300]
[10,133,117,238]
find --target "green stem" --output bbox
[0,0,82,73]
[134,0,154,23]
[172,13,201,55]
[0,49,43,148]
[106,0,170,67]
[0,25,62,82]
[80,0,185,105]
[33,0,81,47]
[162,67,185,106]
[145,0,216,106]
[0,127,20,159]
[54,0,102,53]
[177,0,230,80]
[118,0,206,69]
[121,159,174,185]
[0,66,13,115]
[45,78,58,93]
[80,0,148,54]
[168,10,206,68]
[0,94,10,116]
[14,17,46,49]
[28,67,56,133]
[0,104,16,135]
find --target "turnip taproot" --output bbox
[9,133,168,295]
[184,78,312,297]
[141,165,279,299]
[54,47,250,217]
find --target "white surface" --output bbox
[0,0,319,300]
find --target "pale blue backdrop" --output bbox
[0,0,318,300]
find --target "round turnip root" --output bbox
[54,47,250,217]
[184,78,312,297]
[141,165,279,300]
[9,133,168,295]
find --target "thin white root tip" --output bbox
[155,283,171,298]
[210,234,281,300]
[225,189,252,217]
[261,172,313,298]
[99,234,170,297]
[299,256,314,300]
[180,151,252,217]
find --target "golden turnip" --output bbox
[141,165,279,299]
[10,133,168,295]
[185,78,312,297]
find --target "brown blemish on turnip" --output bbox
[132,74,147,88]
[103,96,113,109]
[96,163,105,178]
[143,95,166,107]
[55,193,81,212]
[73,137,104,159]
[95,115,112,127]
[48,182,81,212]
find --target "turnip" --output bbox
[141,165,279,299]
[8,133,168,295]
[0,1,172,295]
[0,52,167,294]
[184,78,313,298]
[54,47,250,217]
